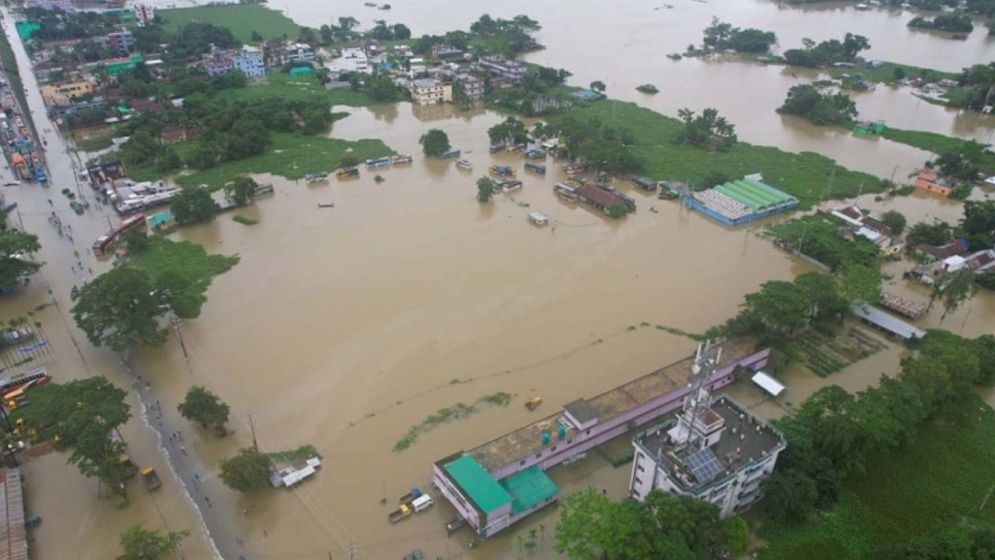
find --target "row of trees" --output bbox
[555,488,749,559]
[413,14,542,58]
[675,108,737,151]
[550,116,641,174]
[702,17,778,53]
[908,13,974,33]
[708,270,880,344]
[764,329,995,525]
[777,84,858,126]
[783,33,870,68]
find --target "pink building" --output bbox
[432,339,771,537]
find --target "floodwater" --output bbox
[290,0,995,178]
[0,1,994,559]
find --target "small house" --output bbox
[914,169,954,197]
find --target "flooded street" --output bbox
[1,1,994,559]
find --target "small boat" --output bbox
[667,53,682,60]
[446,516,466,535]
[488,165,515,178]
[366,157,391,169]
[364,2,376,6]
[305,172,329,183]
[456,159,473,171]
[525,396,542,410]
[390,154,412,165]
[317,203,335,208]
[855,2,869,9]
[336,167,359,179]
[439,149,461,160]
[525,162,546,175]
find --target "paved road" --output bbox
[0,10,243,560]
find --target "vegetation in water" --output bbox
[219,448,272,492]
[233,215,258,226]
[635,84,659,94]
[419,129,452,157]
[267,444,322,464]
[702,17,777,53]
[394,393,514,452]
[908,13,974,34]
[782,33,870,68]
[177,386,230,431]
[777,84,858,126]
[119,525,189,560]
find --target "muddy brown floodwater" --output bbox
[2,1,995,559]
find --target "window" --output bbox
[636,464,645,473]
[519,459,526,466]
[550,446,557,452]
[586,430,591,436]
[633,476,643,486]
[534,452,541,459]
[566,439,573,444]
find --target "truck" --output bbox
[399,487,423,505]
[141,467,161,491]
[388,504,412,524]
[411,494,434,513]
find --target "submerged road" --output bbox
[0,10,240,560]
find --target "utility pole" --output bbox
[248,412,258,452]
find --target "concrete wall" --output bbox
[489,348,770,480]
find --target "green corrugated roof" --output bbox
[715,178,796,209]
[444,455,512,514]
[716,182,764,209]
[500,467,558,515]
[742,179,796,204]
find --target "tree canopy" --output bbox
[487,117,529,147]
[783,33,870,68]
[555,488,742,559]
[676,108,737,150]
[219,447,272,492]
[777,84,858,125]
[0,226,41,292]
[177,386,230,430]
[71,266,168,351]
[224,176,258,207]
[119,525,189,560]
[702,17,777,53]
[419,129,451,157]
[170,186,217,225]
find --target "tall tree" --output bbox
[0,227,41,292]
[931,268,976,319]
[170,186,217,225]
[119,525,189,560]
[177,386,230,431]
[224,176,258,207]
[219,448,272,493]
[72,266,167,351]
[419,129,451,157]
[476,177,495,203]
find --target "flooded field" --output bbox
[1,1,995,559]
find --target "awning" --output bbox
[751,371,785,397]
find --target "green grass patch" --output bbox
[128,237,238,317]
[828,61,956,85]
[73,132,114,152]
[556,100,884,208]
[394,393,515,452]
[881,127,995,171]
[158,4,302,42]
[229,73,377,107]
[266,444,321,465]
[232,214,258,225]
[760,402,995,559]
[171,133,392,189]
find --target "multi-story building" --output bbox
[629,390,786,517]
[132,3,155,26]
[101,30,135,57]
[478,56,526,83]
[432,340,772,538]
[200,47,237,76]
[286,42,316,65]
[410,78,452,105]
[329,47,368,74]
[454,73,485,102]
[232,45,265,78]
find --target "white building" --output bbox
[329,47,369,73]
[410,78,452,105]
[132,3,155,26]
[286,43,316,65]
[628,343,786,517]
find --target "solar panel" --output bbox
[685,447,723,483]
